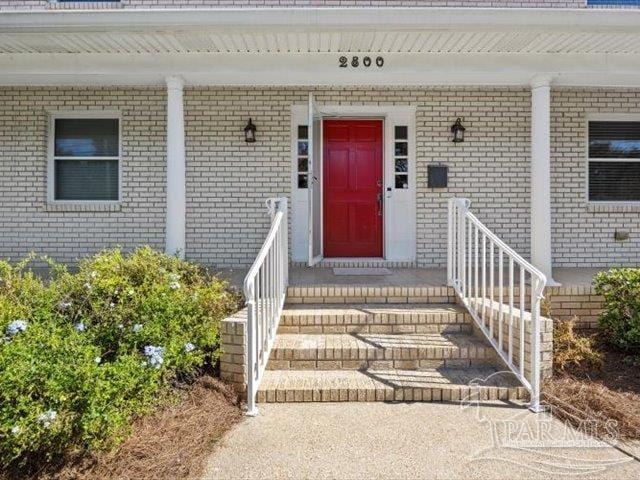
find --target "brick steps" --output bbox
[259,281,527,405]
[257,368,528,403]
[267,332,496,370]
[278,303,471,334]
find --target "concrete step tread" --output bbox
[282,303,465,316]
[273,332,486,352]
[257,368,526,403]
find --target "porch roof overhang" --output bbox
[1,7,640,87]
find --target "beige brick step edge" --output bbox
[267,357,497,370]
[279,303,470,333]
[278,323,473,334]
[286,285,455,304]
[257,381,528,403]
[258,385,528,403]
[269,333,495,362]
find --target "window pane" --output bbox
[298,140,308,156]
[589,121,640,159]
[55,160,119,201]
[589,161,640,201]
[298,157,308,172]
[54,118,119,157]
[298,174,308,189]
[395,126,408,140]
[395,159,408,173]
[395,142,408,157]
[395,174,409,189]
[298,125,308,140]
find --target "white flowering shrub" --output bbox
[0,248,239,470]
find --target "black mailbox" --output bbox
[428,165,448,188]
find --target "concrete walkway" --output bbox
[203,402,640,480]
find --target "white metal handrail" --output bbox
[243,197,288,416]
[447,198,546,412]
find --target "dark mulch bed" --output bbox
[9,376,243,480]
[544,340,640,441]
[565,342,640,395]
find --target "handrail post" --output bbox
[245,280,259,416]
[456,199,469,295]
[529,275,545,413]
[280,198,289,287]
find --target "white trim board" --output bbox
[3,8,640,31]
[2,52,640,87]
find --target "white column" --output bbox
[165,76,186,258]
[530,76,558,285]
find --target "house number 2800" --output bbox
[339,56,384,68]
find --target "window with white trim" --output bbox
[588,120,640,202]
[51,116,120,202]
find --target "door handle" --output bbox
[377,192,383,216]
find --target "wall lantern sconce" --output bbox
[451,117,466,143]
[244,118,257,143]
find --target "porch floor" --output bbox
[218,266,600,291]
[287,266,600,288]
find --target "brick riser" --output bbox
[257,385,530,404]
[286,285,456,305]
[257,369,529,403]
[278,303,470,334]
[267,332,498,370]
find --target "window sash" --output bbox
[54,158,119,201]
[587,120,640,203]
[50,115,121,203]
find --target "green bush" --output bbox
[0,248,238,468]
[594,268,640,353]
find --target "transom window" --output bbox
[50,115,120,202]
[588,120,640,202]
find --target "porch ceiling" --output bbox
[2,29,640,56]
[2,7,640,55]
[1,8,640,87]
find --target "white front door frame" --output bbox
[291,103,416,264]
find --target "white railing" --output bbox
[447,198,546,412]
[243,197,288,416]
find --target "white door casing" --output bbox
[291,103,416,264]
[307,93,323,266]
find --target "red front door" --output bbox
[323,119,383,258]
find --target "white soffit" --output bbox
[1,30,640,55]
[1,8,640,55]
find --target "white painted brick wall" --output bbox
[0,86,638,268]
[551,88,640,267]
[0,87,166,264]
